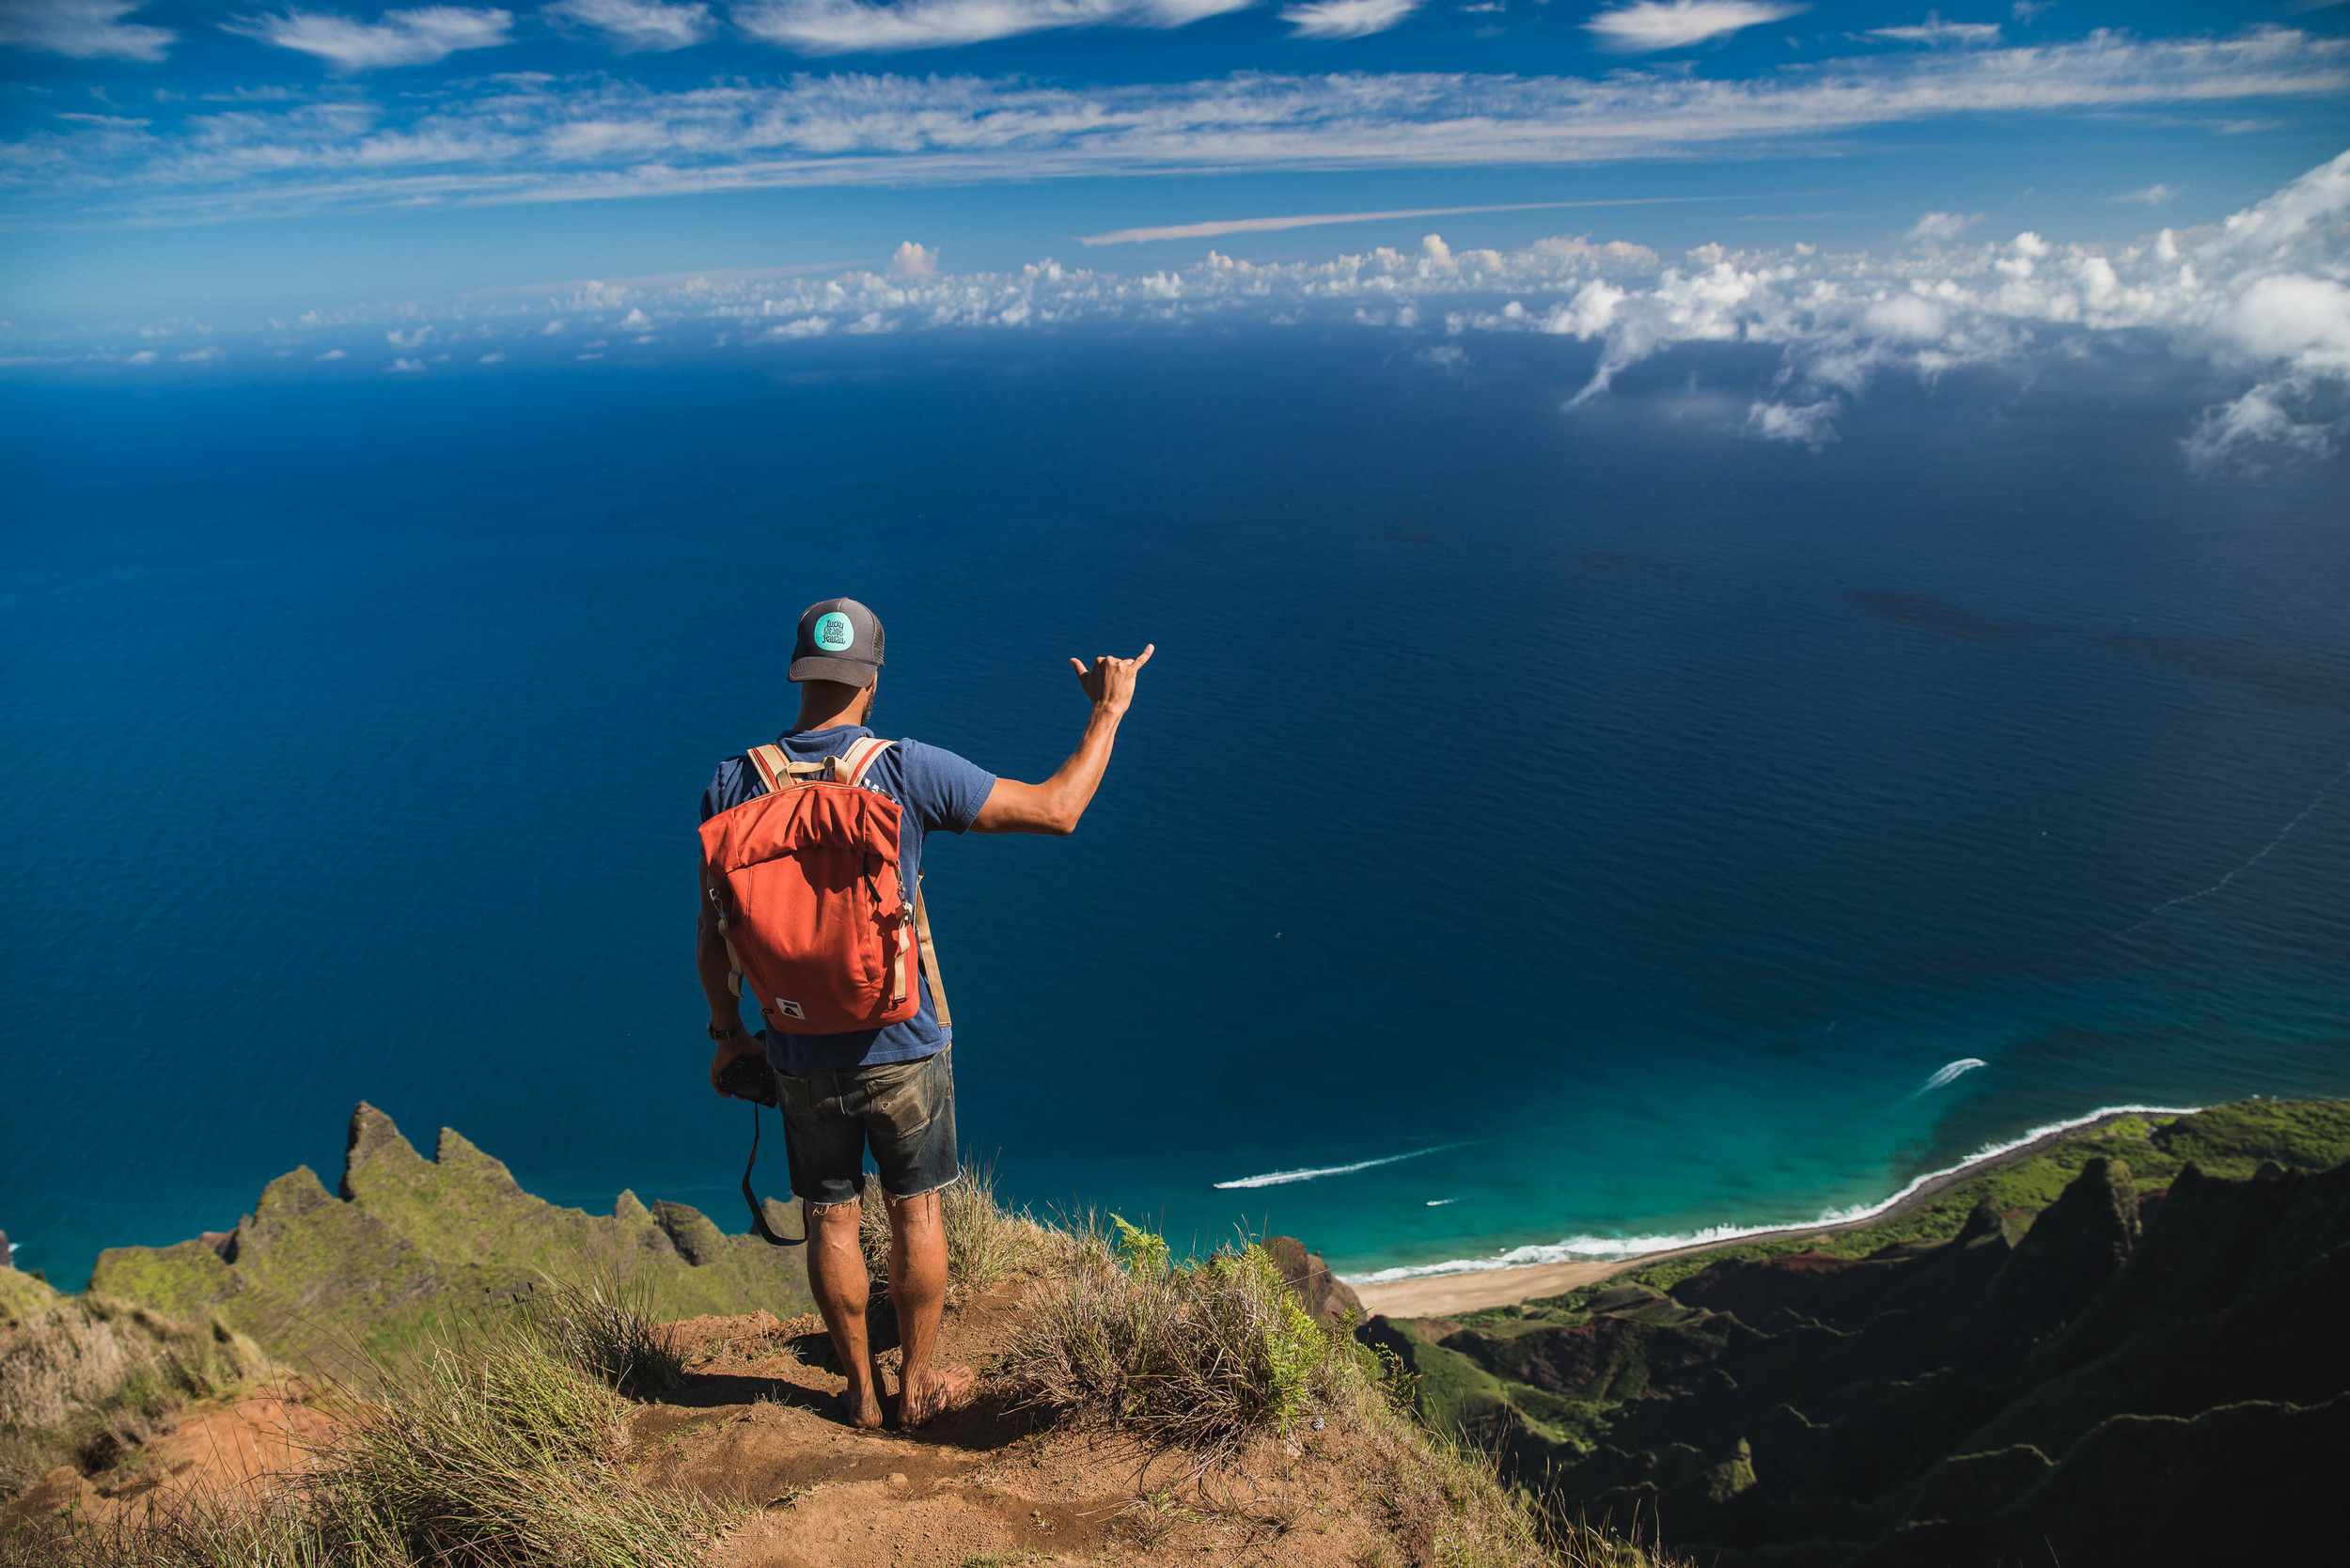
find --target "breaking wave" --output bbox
[1340,1104,2198,1284]
[1214,1143,1461,1190]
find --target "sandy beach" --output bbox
[1352,1108,2159,1319]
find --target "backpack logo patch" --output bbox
[812,612,855,652]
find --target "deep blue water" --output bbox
[4,333,2346,1290]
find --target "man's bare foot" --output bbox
[896,1364,976,1428]
[836,1387,885,1430]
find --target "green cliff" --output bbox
[1364,1098,2350,1567]
[82,1103,812,1369]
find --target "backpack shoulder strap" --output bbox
[914,886,950,1027]
[838,735,895,787]
[745,745,791,793]
[749,743,839,793]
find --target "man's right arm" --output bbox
[971,645,1152,836]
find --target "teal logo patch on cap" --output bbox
[812,611,856,652]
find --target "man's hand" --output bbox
[973,643,1154,836]
[1069,644,1154,715]
[709,1032,765,1097]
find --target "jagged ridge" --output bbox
[77,1104,812,1370]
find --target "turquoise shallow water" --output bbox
[2,333,2345,1288]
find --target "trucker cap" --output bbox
[789,598,886,687]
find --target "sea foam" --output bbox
[1340,1104,2199,1284]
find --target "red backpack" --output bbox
[699,736,949,1036]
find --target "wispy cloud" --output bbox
[223,7,516,71]
[1280,0,1418,39]
[1586,0,1804,53]
[1907,209,1983,241]
[541,0,715,51]
[8,30,2343,223]
[730,0,1253,53]
[2111,181,2179,204]
[0,0,175,60]
[1080,195,1780,244]
[1869,12,2000,47]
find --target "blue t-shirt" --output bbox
[701,725,995,1074]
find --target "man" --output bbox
[698,597,1152,1429]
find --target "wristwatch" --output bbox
[708,1023,749,1043]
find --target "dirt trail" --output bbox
[9,1291,1438,1565]
[645,1293,1404,1568]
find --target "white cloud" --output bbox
[731,0,1253,53]
[1281,0,1419,39]
[619,305,653,325]
[888,239,937,276]
[479,350,506,360]
[388,355,426,370]
[2209,273,2350,372]
[2111,181,2178,205]
[1907,210,1983,242]
[1746,398,1841,447]
[24,152,2349,475]
[2183,381,2340,471]
[23,30,2342,224]
[315,347,347,359]
[0,0,174,60]
[223,7,514,71]
[1869,12,2000,47]
[1586,0,1804,53]
[541,0,713,49]
[177,345,225,363]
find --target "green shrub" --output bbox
[998,1219,1344,1451]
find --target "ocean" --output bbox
[4,330,2346,1290]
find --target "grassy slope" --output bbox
[0,1270,59,1325]
[85,1104,813,1368]
[1534,1099,2349,1304]
[1390,1099,2350,1447]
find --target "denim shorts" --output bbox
[773,1045,959,1208]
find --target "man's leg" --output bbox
[805,1198,885,1429]
[885,1190,970,1425]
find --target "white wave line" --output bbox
[2107,759,2350,942]
[1340,1103,2200,1284]
[1214,1143,1461,1190]
[1916,1058,1989,1095]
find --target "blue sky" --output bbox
[3,0,2346,319]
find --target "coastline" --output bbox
[1350,1105,2192,1319]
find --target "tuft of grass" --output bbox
[514,1274,684,1401]
[5,1291,728,1568]
[941,1156,1054,1306]
[853,1157,1064,1310]
[998,1217,1345,1452]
